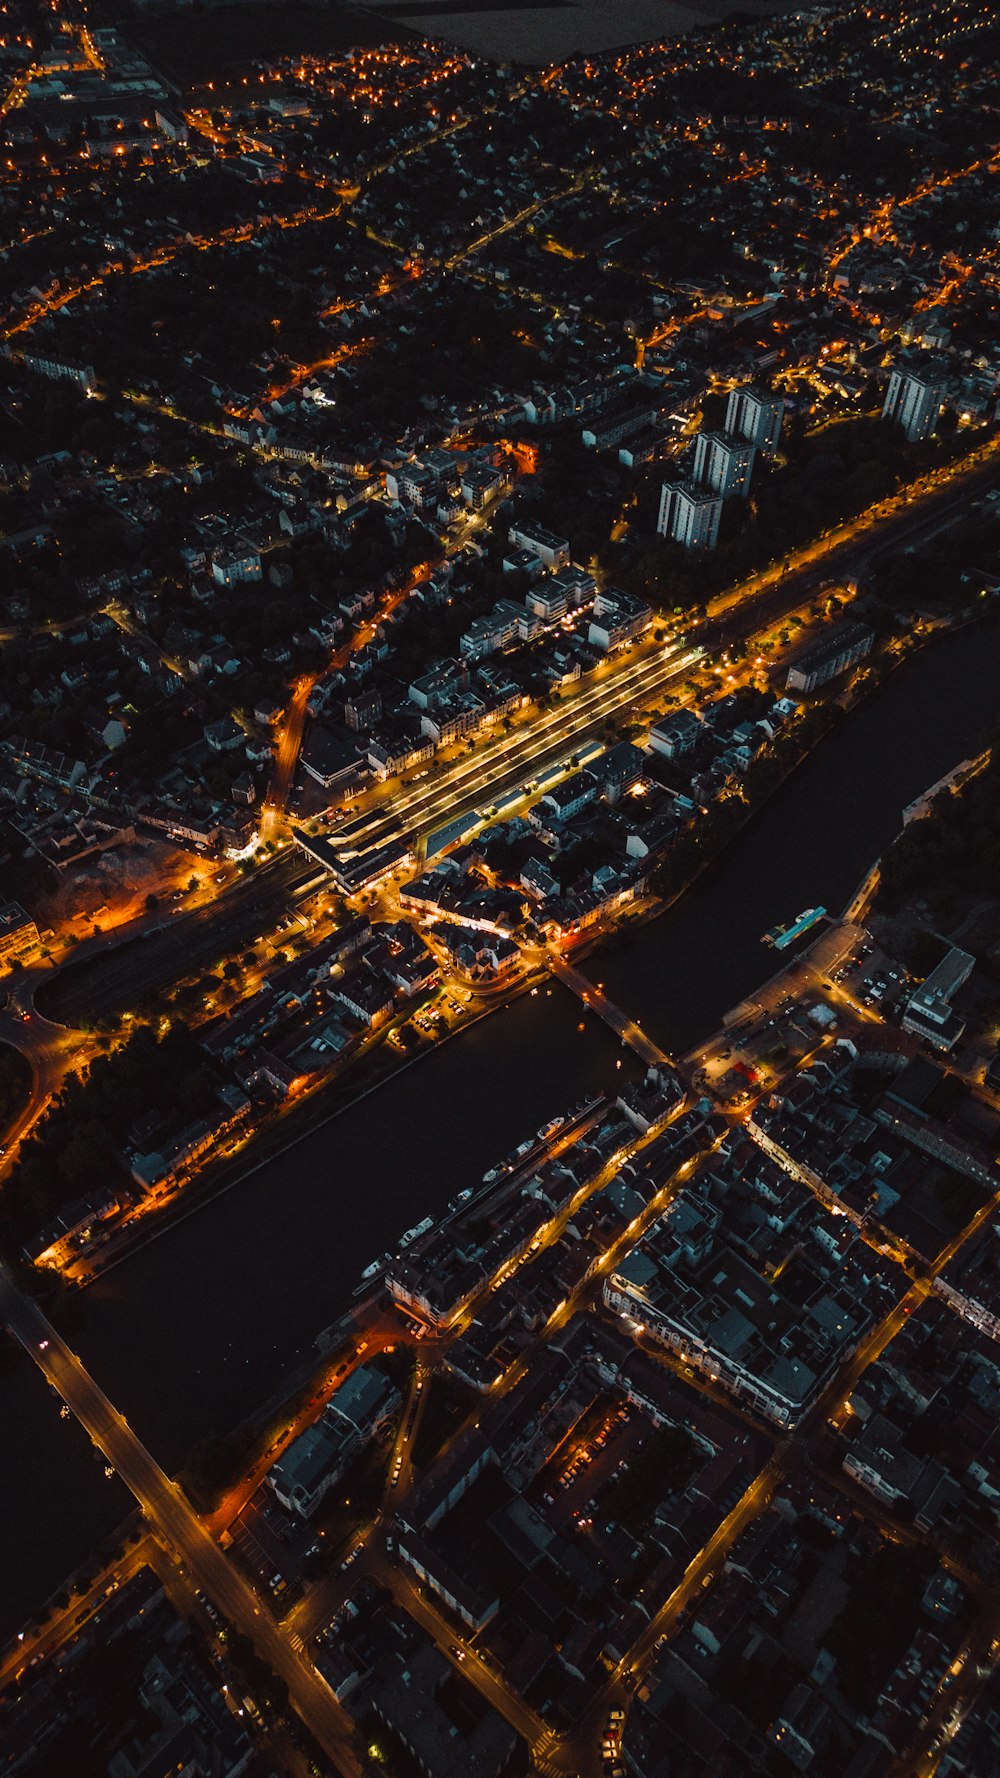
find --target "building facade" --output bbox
[784,620,874,693]
[725,384,783,458]
[692,428,756,499]
[882,357,946,442]
[657,480,723,551]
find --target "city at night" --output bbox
[1,0,1000,1773]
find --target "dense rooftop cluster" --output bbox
[2,4,1000,1777]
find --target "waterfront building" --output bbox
[784,620,874,693]
[901,948,975,1051]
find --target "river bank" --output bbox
[588,620,1000,1056]
[81,976,540,1282]
[78,682,845,1275]
[1,615,998,1644]
[73,625,921,1274]
[551,614,961,1006]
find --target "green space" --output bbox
[2,1026,219,1251]
[614,413,989,618]
[0,1044,32,1144]
[599,1423,698,1537]
[877,746,1000,916]
[825,1542,938,1711]
[409,1370,476,1470]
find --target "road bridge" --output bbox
[0,1265,363,1778]
[548,956,672,1071]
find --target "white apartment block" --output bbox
[882,358,945,442]
[726,384,783,457]
[693,428,756,499]
[657,479,723,551]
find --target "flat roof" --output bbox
[921,945,975,1005]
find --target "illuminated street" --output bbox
[2,2,1000,1775]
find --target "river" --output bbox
[2,619,999,1641]
[592,623,1000,1055]
[1,985,641,1636]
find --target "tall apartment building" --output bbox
[726,384,783,458]
[692,429,756,499]
[657,480,724,551]
[882,356,946,442]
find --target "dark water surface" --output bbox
[593,625,1000,1055]
[1,986,639,1636]
[2,621,998,1640]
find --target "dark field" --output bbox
[128,1,417,86]
[122,0,802,80]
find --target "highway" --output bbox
[7,56,1000,1778]
[550,1133,1000,1774]
[287,1359,431,1645]
[4,1006,996,1778]
[699,433,1000,655]
[373,1550,553,1755]
[554,1280,931,1773]
[262,565,437,840]
[0,1264,364,1777]
[282,1109,704,1764]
